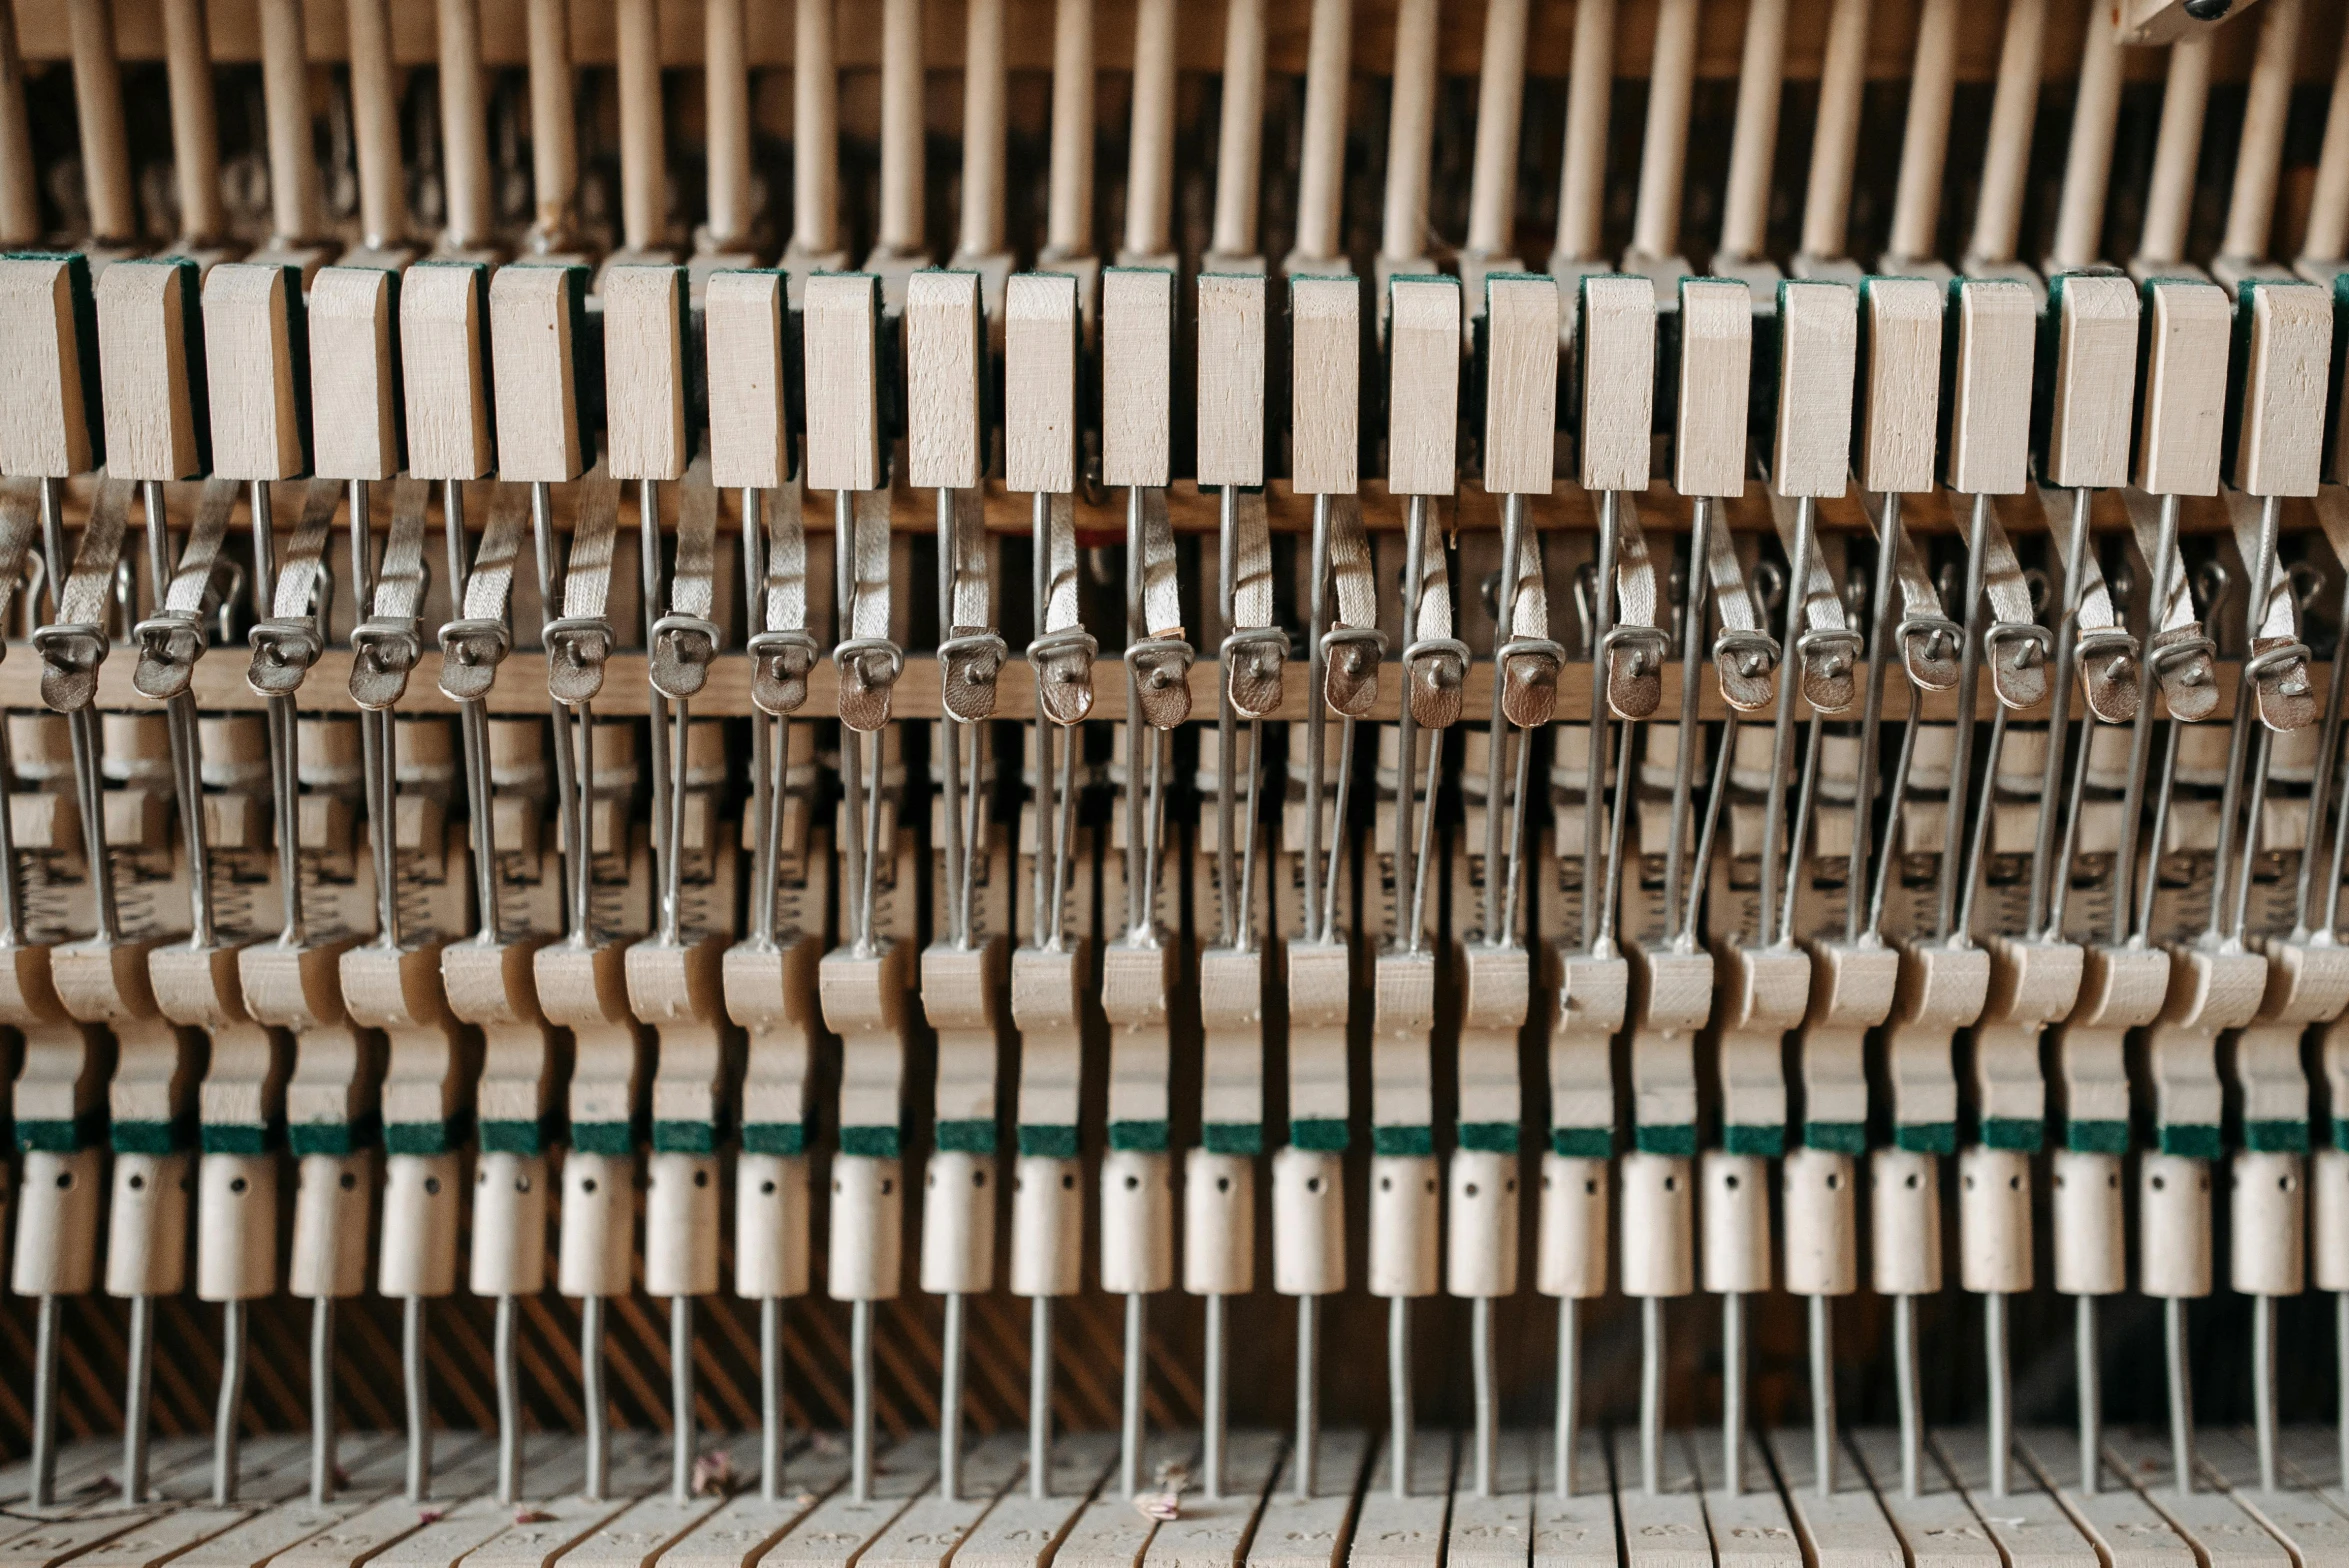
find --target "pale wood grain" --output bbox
[1579,273,1655,492]
[488,260,586,485]
[1483,272,1558,494]
[2044,272,2140,491]
[1005,270,1079,494]
[200,260,305,483]
[1290,272,1359,495]
[96,257,203,483]
[1943,277,2035,495]
[1195,270,1266,489]
[1858,275,1942,495]
[2139,279,2229,497]
[703,267,788,491]
[1774,278,1858,498]
[1674,276,1751,499]
[801,270,882,493]
[0,253,93,479]
[1101,266,1173,488]
[904,268,983,492]
[2235,279,2332,497]
[599,262,688,483]
[306,264,399,483]
[1387,273,1460,495]
[399,259,494,482]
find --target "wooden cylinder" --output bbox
[2138,38,2211,267]
[1869,1147,1942,1297]
[1797,0,1869,260]
[13,1148,102,1296]
[1368,1152,1439,1298]
[1272,1145,1345,1296]
[2048,0,2123,270]
[827,1154,903,1302]
[1122,0,1176,259]
[2140,1152,2213,1299]
[378,1151,461,1298]
[345,0,407,249]
[2303,22,2349,265]
[526,0,577,245]
[1885,0,1958,262]
[469,1152,548,1297]
[646,1151,721,1299]
[197,1151,278,1301]
[1380,0,1439,264]
[2314,1147,2349,1293]
[1045,0,1094,259]
[1781,1147,1856,1297]
[2220,0,2302,263]
[65,0,135,245]
[290,1151,372,1300]
[257,0,320,244]
[1184,1149,1254,1296]
[1630,0,1699,261]
[1463,0,1528,258]
[1445,1149,1519,1299]
[1099,1149,1174,1295]
[1621,1152,1694,1299]
[1554,0,1613,264]
[1207,0,1264,259]
[2231,1150,2306,1299]
[1011,1154,1083,1297]
[736,1151,811,1299]
[559,1149,634,1299]
[1717,0,1786,262]
[1537,1152,1608,1298]
[1958,1145,2033,1295]
[1292,0,1351,265]
[921,1151,996,1296]
[615,0,665,254]
[878,0,924,255]
[958,0,1006,257]
[436,0,494,250]
[2051,1149,2125,1296]
[0,0,43,243]
[792,0,837,255]
[1700,1151,1769,1295]
[703,0,750,249]
[1964,0,2047,267]
[105,1151,190,1298]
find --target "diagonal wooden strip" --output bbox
[2001,1428,2195,1568]
[1687,1429,1800,1568]
[954,1433,1121,1568]
[2094,1430,2294,1568]
[1350,1431,1452,1568]
[1760,1426,1901,1568]
[759,1433,942,1568]
[2193,1429,2349,1567]
[1844,1428,2003,1568]
[1610,1429,1710,1568]
[1531,1433,1616,1568]
[1246,1429,1368,1568]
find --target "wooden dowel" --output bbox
[2138,37,2210,267]
[437,0,493,251]
[1045,0,1094,260]
[2049,0,2122,272]
[958,0,1006,258]
[161,0,222,244]
[1293,0,1350,267]
[1631,0,1698,263]
[1124,0,1175,260]
[1719,0,1787,264]
[1798,0,1868,262]
[257,0,321,244]
[526,0,577,247]
[2303,18,2349,267]
[1886,0,1957,263]
[1381,0,1438,264]
[1965,0,2047,268]
[704,0,749,249]
[1208,0,1264,260]
[0,0,36,246]
[793,0,837,257]
[879,0,923,256]
[1554,0,1613,265]
[616,0,665,255]
[346,0,407,250]
[1465,0,1528,260]
[2220,0,2301,265]
[66,0,134,245]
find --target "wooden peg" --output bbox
[2138,278,2230,498]
[2232,280,2332,497]
[1942,278,2036,496]
[1196,271,1266,490]
[1482,274,1558,497]
[201,262,309,482]
[1772,280,1858,499]
[1102,268,1174,490]
[96,257,207,483]
[1856,276,1942,496]
[1674,277,1753,499]
[306,265,400,484]
[905,269,983,493]
[601,263,689,484]
[1579,274,1656,493]
[1386,274,1461,496]
[488,261,588,485]
[705,268,790,492]
[802,271,882,494]
[400,261,495,481]
[2040,273,2140,492]
[1290,273,1360,496]
[0,253,99,478]
[1006,271,1080,495]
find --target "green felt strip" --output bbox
[2158,1124,2223,1160]
[1018,1124,1080,1160]
[935,1120,998,1155]
[1372,1125,1435,1158]
[2065,1120,2131,1155]
[1638,1124,1699,1158]
[289,1119,373,1158]
[1289,1118,1350,1153]
[387,1117,471,1158]
[110,1118,190,1156]
[480,1119,551,1158]
[570,1121,636,1156]
[1980,1117,2044,1154]
[1550,1127,1613,1159]
[742,1122,809,1157]
[840,1126,901,1160]
[652,1120,717,1156]
[1895,1122,1957,1156]
[2245,1120,2309,1155]
[1458,1122,1520,1155]
[1804,1122,1867,1155]
[16,1114,102,1154]
[1722,1124,1782,1158]
[1109,1119,1170,1154]
[2335,1117,2349,1152]
[201,1123,272,1156]
[1202,1122,1263,1156]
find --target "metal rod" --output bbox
[941,1292,965,1502]
[2338,1291,2348,1491]
[2116,494,2182,946]
[761,1295,784,1501]
[2166,1295,2194,1493]
[1810,1294,1835,1497]
[1584,492,1620,948]
[1686,715,1740,942]
[1217,485,1239,945]
[2078,1293,2100,1495]
[213,1298,246,1505]
[1939,494,1994,943]
[1031,492,1058,949]
[1849,493,1900,942]
[1483,493,1526,943]
[1395,496,1429,953]
[1296,1295,1320,1501]
[1120,1292,1145,1497]
[1895,1293,1920,1500]
[310,1295,337,1504]
[1723,1291,1745,1496]
[1389,1296,1413,1497]
[672,1295,696,1501]
[2255,1292,2277,1493]
[2029,486,2094,936]
[1204,1292,1227,1501]
[2209,495,2284,945]
[246,480,304,947]
[404,1294,431,1501]
[1641,1296,1664,1496]
[1757,498,1814,947]
[1668,497,1715,947]
[1781,713,1827,947]
[1987,1290,2010,1499]
[1304,496,1330,942]
[850,1298,873,1504]
[1472,1297,1496,1498]
[1955,708,2008,945]
[122,1293,152,1504]
[1556,1296,1580,1499]
[937,488,964,948]
[28,1293,57,1506]
[495,1294,520,1505]
[1029,1296,1053,1499]
[641,480,677,943]
[583,1295,608,1502]
[1124,486,1147,940]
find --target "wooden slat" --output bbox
[2193,1429,2349,1568]
[2000,1429,2196,1568]
[1843,1429,2003,1568]
[1138,1429,1281,1568]
[952,1433,1120,1568]
[1530,1434,1617,1568]
[1611,1430,1711,1568]
[1445,1431,1532,1568]
[1247,1430,1368,1568]
[1685,1430,1799,1568]
[859,1433,1029,1568]
[758,1434,941,1568]
[1758,1427,1899,1568]
[2095,1430,2295,1568]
